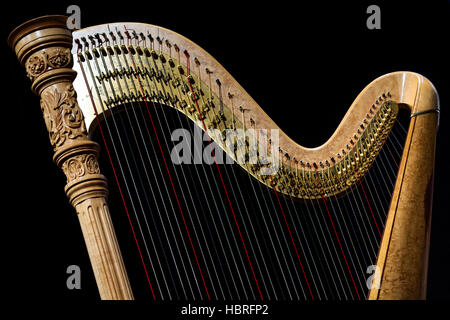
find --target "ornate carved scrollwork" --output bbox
[62,154,100,182]
[25,47,72,81]
[40,83,87,150]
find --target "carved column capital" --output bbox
[9,15,106,202]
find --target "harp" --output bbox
[8,15,439,301]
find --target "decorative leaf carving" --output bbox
[40,83,87,149]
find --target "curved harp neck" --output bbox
[72,23,438,200]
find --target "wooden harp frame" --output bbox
[8,15,439,300]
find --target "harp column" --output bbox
[9,16,133,300]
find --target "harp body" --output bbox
[9,16,439,300]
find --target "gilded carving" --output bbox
[40,83,87,149]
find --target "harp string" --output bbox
[220,76,332,300]
[100,38,187,296]
[173,48,254,297]
[261,134,316,300]
[315,169,362,300]
[348,173,379,256]
[160,109,242,300]
[224,103,282,299]
[327,172,366,298]
[277,168,328,299]
[160,55,255,301]
[253,172,304,300]
[218,155,275,299]
[76,45,158,300]
[362,167,387,230]
[302,178,346,299]
[92,46,179,300]
[347,119,406,295]
[133,44,237,300]
[350,124,385,244]
[352,151,382,238]
[280,158,338,299]
[183,52,272,301]
[232,112,300,300]
[318,168,360,299]
[237,166,288,300]
[111,42,204,300]
[328,191,367,296]
[132,53,226,301]
[87,50,175,299]
[181,52,267,300]
[125,34,265,300]
[272,167,317,300]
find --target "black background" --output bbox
[3,0,449,316]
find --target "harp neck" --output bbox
[71,23,438,200]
